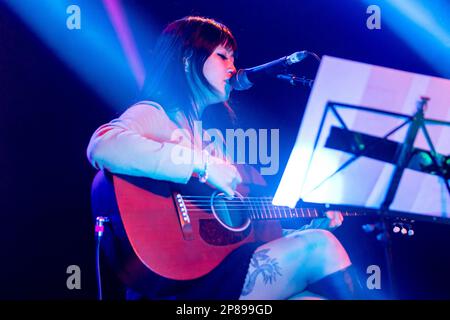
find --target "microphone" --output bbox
[231,51,308,90]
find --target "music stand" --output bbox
[273,56,450,298]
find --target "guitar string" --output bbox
[179,198,326,212]
[182,203,321,212]
[181,200,356,213]
[183,209,356,219]
[180,197,320,217]
[178,208,320,218]
[181,199,359,210]
[174,197,360,217]
[180,197,302,207]
[180,196,348,207]
[182,200,320,212]
[183,208,357,215]
[178,203,358,217]
[181,199,358,213]
[180,197,312,205]
[185,208,320,215]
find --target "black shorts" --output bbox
[127,242,262,300]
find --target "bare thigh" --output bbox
[239,229,351,300]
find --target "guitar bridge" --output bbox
[174,193,194,241]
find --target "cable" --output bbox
[96,235,103,300]
[95,216,109,301]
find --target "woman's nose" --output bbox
[227,64,237,76]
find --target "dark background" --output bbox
[1,0,449,299]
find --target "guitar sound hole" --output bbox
[199,219,251,246]
[198,192,252,246]
[211,193,251,231]
[213,197,247,228]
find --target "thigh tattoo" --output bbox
[241,248,283,296]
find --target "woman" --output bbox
[87,16,361,300]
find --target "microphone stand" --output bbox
[277,74,315,88]
[379,96,450,299]
[276,51,320,88]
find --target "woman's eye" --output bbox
[217,53,227,60]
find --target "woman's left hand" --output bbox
[306,211,344,231]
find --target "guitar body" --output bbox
[91,171,281,284]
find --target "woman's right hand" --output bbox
[195,155,242,197]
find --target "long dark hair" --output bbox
[141,16,237,130]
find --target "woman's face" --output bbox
[202,44,236,103]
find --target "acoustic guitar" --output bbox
[91,171,366,282]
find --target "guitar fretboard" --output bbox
[243,198,361,221]
[181,195,362,221]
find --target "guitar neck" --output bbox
[243,197,361,221]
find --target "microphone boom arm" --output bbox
[276,74,315,88]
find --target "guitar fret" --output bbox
[270,200,275,219]
[268,198,275,219]
[274,201,278,219]
[261,198,268,220]
[247,198,253,220]
[258,200,263,220]
[255,198,260,220]
[256,198,261,220]
[264,199,270,217]
[262,199,267,219]
[275,205,281,219]
[268,204,274,219]
[248,198,257,220]
[270,202,278,219]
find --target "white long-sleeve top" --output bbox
[87,101,202,184]
[87,100,267,188]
